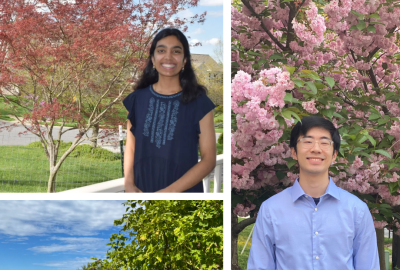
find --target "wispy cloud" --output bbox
[28,237,107,254]
[33,256,96,269]
[199,0,223,6]
[191,28,204,35]
[175,9,195,20]
[204,38,221,45]
[0,201,125,237]
[208,10,223,17]
[189,38,201,46]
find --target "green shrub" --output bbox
[27,141,120,161]
[218,133,223,145]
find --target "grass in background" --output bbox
[237,217,255,270]
[0,96,29,121]
[0,142,121,192]
[1,141,222,193]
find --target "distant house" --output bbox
[0,85,20,96]
[191,54,222,83]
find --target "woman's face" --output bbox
[151,35,186,79]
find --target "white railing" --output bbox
[61,154,223,193]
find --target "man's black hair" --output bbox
[289,116,340,155]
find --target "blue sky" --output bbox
[0,201,127,270]
[177,0,223,62]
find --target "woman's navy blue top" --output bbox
[123,85,215,193]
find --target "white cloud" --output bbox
[28,237,107,254]
[208,10,223,17]
[189,38,201,46]
[199,0,223,6]
[0,201,126,237]
[175,9,195,20]
[204,38,221,45]
[191,28,204,35]
[33,256,94,269]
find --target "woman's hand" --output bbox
[124,120,138,192]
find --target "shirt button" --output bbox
[315,208,318,211]
[305,195,308,198]
[316,256,319,260]
[315,231,319,235]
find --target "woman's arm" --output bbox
[157,111,216,192]
[124,120,142,193]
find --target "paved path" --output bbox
[0,120,221,147]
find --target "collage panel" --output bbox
[0,200,223,270]
[231,0,399,269]
[0,0,224,194]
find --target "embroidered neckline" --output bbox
[150,85,182,99]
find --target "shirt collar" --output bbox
[291,177,341,202]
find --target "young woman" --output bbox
[123,28,216,193]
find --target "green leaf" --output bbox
[349,25,358,31]
[333,112,344,119]
[305,81,317,94]
[283,64,296,75]
[231,61,240,67]
[364,134,376,147]
[358,152,373,159]
[378,118,389,125]
[330,167,339,175]
[293,78,304,87]
[369,21,385,25]
[374,149,392,158]
[322,109,334,120]
[247,51,263,57]
[368,114,381,120]
[368,13,380,19]
[367,25,376,33]
[286,158,297,169]
[281,0,294,2]
[269,53,283,60]
[300,70,321,80]
[356,21,366,30]
[281,109,292,120]
[284,93,293,103]
[291,111,302,123]
[325,77,335,89]
[389,182,398,194]
[314,82,326,90]
[276,171,286,180]
[389,163,397,170]
[351,10,364,19]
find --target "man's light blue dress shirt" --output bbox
[248,178,379,270]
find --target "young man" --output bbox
[247,116,379,270]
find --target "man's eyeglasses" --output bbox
[297,137,334,150]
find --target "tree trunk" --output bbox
[90,124,99,148]
[377,228,386,270]
[393,233,400,269]
[232,213,257,270]
[47,144,58,193]
[232,214,242,270]
[47,168,57,193]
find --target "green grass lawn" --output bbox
[0,144,122,193]
[237,217,255,269]
[0,141,223,193]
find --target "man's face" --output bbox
[290,127,337,177]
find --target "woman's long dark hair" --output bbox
[134,28,207,104]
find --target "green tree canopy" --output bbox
[89,200,223,270]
